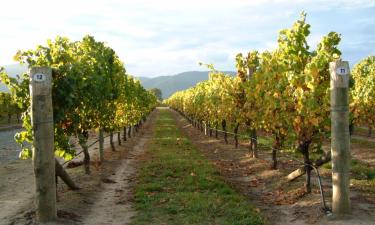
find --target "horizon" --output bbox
[0,0,374,77]
[2,63,234,78]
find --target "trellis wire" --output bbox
[183,113,331,213]
[62,129,130,166]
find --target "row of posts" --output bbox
[30,61,350,223]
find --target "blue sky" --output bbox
[0,0,374,77]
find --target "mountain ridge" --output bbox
[138,71,236,98]
[0,64,236,98]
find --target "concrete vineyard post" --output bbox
[30,67,57,222]
[330,60,351,216]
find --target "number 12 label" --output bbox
[33,73,46,82]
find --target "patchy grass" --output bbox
[324,159,375,178]
[257,136,273,146]
[323,159,375,180]
[351,179,375,195]
[351,138,375,148]
[353,126,372,137]
[351,159,375,180]
[322,159,375,196]
[130,109,264,225]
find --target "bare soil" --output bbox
[0,159,34,224]
[0,110,157,225]
[170,109,375,225]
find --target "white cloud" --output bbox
[0,0,374,76]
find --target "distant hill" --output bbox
[0,64,27,92]
[0,64,236,99]
[137,71,236,99]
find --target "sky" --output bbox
[0,0,374,77]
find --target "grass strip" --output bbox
[130,109,264,225]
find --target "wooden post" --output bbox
[30,67,57,222]
[99,129,104,162]
[123,127,127,141]
[330,60,351,215]
[110,132,115,151]
[55,159,80,190]
[234,123,239,148]
[117,131,121,145]
[128,126,132,138]
[251,129,258,158]
[215,123,218,138]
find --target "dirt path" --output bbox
[0,160,34,224]
[170,109,375,225]
[0,110,157,225]
[80,128,151,225]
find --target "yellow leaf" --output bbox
[310,117,319,126]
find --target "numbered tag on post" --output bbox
[336,67,347,76]
[33,73,46,82]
